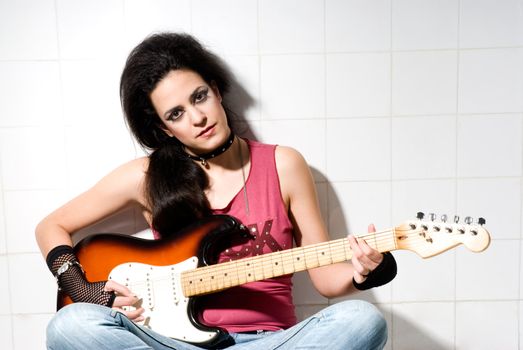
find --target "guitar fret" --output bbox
[181,230,398,297]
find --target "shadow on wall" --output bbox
[382,307,451,350]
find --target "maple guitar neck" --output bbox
[181,218,490,297]
[181,233,387,297]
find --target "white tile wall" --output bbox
[392,0,459,50]
[457,178,521,239]
[328,181,392,236]
[260,54,325,119]
[0,315,13,350]
[0,256,11,315]
[0,0,58,60]
[124,0,192,48]
[520,301,523,346]
[326,118,391,181]
[326,53,391,118]
[222,55,261,121]
[392,249,455,302]
[9,253,56,314]
[332,281,392,305]
[64,125,137,191]
[459,0,523,48]
[259,119,326,177]
[56,0,126,60]
[457,114,522,177]
[457,240,519,300]
[1,0,522,349]
[292,271,328,305]
[391,115,456,179]
[391,179,457,224]
[192,0,258,55]
[458,49,523,114]
[12,314,53,350]
[0,62,62,127]
[259,0,324,54]
[0,127,67,191]
[0,189,6,255]
[392,302,455,350]
[326,0,391,52]
[392,51,458,115]
[60,60,125,127]
[4,190,67,254]
[456,301,519,349]
[378,304,392,350]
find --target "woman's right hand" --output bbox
[104,279,145,322]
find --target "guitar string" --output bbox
[183,232,466,295]
[123,233,446,302]
[183,228,398,277]
[131,229,462,288]
[119,223,482,289]
[115,229,397,292]
[183,230,432,285]
[121,228,469,296]
[160,231,459,289]
[183,224,478,287]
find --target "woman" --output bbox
[36,33,396,350]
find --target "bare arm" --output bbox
[35,157,149,320]
[276,146,383,298]
[35,157,149,257]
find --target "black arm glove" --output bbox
[353,252,397,291]
[46,245,115,307]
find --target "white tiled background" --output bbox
[0,0,522,349]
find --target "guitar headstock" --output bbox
[394,212,491,258]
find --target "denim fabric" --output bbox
[47,300,387,350]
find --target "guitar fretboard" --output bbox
[181,229,397,297]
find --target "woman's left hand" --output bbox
[348,224,384,284]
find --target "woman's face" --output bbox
[150,69,230,155]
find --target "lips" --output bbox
[197,124,216,138]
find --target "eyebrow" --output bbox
[162,85,208,120]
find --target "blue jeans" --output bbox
[47,300,387,350]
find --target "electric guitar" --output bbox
[57,213,490,345]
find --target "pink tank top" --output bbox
[199,139,297,332]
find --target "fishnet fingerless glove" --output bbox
[46,245,115,307]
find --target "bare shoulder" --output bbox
[274,145,309,175]
[275,145,306,169]
[38,156,151,236]
[274,145,313,204]
[112,156,149,181]
[96,156,149,203]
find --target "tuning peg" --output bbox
[429,213,436,221]
[464,216,473,225]
[454,215,460,223]
[441,214,448,223]
[478,217,486,225]
[417,212,425,220]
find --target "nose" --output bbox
[188,106,207,126]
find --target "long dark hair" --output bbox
[120,33,232,235]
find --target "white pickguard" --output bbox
[109,257,218,344]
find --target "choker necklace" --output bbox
[185,132,235,166]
